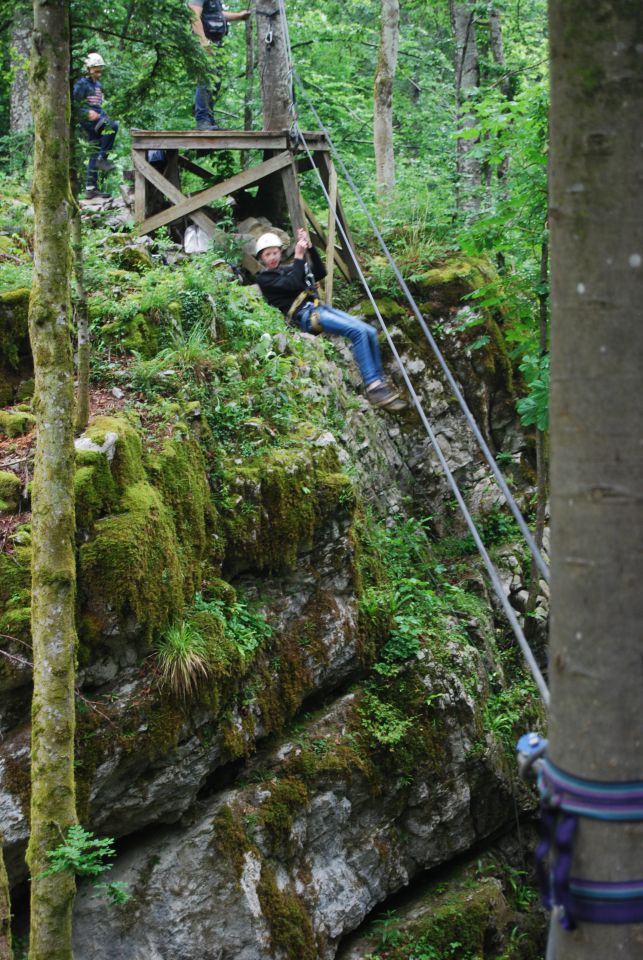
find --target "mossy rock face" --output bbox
[357,296,407,323]
[109,244,153,274]
[413,255,499,311]
[79,480,186,655]
[0,409,36,439]
[84,415,146,491]
[98,310,162,358]
[0,545,32,691]
[0,471,21,514]
[221,441,354,575]
[74,450,119,534]
[0,288,32,404]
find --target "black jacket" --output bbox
[256,247,327,317]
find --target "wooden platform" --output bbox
[130,128,359,285]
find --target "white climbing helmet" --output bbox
[84,52,106,69]
[255,232,283,256]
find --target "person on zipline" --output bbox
[73,52,119,200]
[187,0,251,130]
[255,229,405,410]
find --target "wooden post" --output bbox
[134,151,146,223]
[325,158,338,305]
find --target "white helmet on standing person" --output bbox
[84,52,105,69]
[255,232,284,256]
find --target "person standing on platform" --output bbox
[73,52,119,199]
[187,1,251,130]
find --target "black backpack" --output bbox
[201,0,229,45]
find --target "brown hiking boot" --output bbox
[366,383,406,410]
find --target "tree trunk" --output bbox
[374,0,399,205]
[0,839,11,960]
[548,1,643,957]
[241,1,255,169]
[26,2,78,958]
[10,4,33,133]
[449,1,481,217]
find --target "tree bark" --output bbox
[374,0,399,205]
[449,0,481,217]
[10,4,33,133]
[241,1,255,169]
[27,2,78,958]
[548,1,643,957]
[0,839,11,960]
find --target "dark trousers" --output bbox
[81,117,119,188]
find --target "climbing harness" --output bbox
[286,292,322,333]
[517,734,643,933]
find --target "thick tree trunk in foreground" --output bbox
[374,0,399,205]
[0,840,11,960]
[255,0,291,224]
[449,0,481,217]
[548,1,643,957]
[10,4,33,133]
[27,2,78,958]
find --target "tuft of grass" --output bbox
[154,620,212,699]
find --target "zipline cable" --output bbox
[292,125,550,705]
[292,68,550,586]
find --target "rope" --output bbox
[293,125,550,704]
[292,70,550,586]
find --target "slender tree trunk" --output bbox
[27,2,78,958]
[0,839,11,960]
[548,2,643,958]
[374,0,399,206]
[449,0,481,217]
[525,234,549,639]
[72,209,90,433]
[10,4,33,133]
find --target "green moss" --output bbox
[0,409,36,438]
[0,471,21,513]
[257,863,316,960]
[221,443,354,574]
[0,288,30,373]
[0,546,32,678]
[84,415,146,491]
[259,776,309,852]
[146,437,220,575]
[211,804,253,882]
[99,311,162,358]
[74,452,119,532]
[78,480,184,648]
[357,296,407,322]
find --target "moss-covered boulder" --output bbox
[0,289,31,405]
[0,471,21,514]
[221,438,354,575]
[0,409,36,439]
[0,545,32,691]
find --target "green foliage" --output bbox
[516,353,549,430]
[38,825,130,905]
[193,590,272,657]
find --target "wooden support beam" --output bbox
[177,155,218,181]
[317,152,360,280]
[325,158,338,305]
[135,150,294,236]
[280,159,306,236]
[132,152,216,237]
[129,129,329,152]
[302,200,351,282]
[133,153,146,223]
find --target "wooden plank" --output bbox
[129,130,329,152]
[325,158,338,305]
[133,152,146,223]
[135,150,294,236]
[133,152,216,237]
[302,200,351,282]
[317,153,360,280]
[280,160,306,236]
[177,155,218,181]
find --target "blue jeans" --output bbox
[299,302,384,387]
[81,117,119,188]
